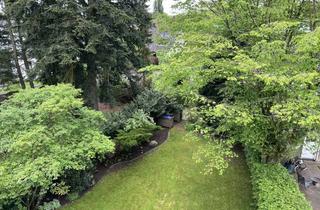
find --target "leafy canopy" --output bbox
[148,0,320,174]
[0,84,114,207]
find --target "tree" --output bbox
[0,13,15,85]
[0,84,115,209]
[147,0,320,173]
[10,0,151,109]
[153,0,164,14]
[0,49,15,84]
[17,23,35,88]
[1,1,25,89]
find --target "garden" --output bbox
[1,0,320,209]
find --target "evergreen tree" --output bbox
[1,1,25,89]
[0,12,15,85]
[10,0,151,109]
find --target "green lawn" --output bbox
[63,125,253,210]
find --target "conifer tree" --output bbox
[10,0,151,109]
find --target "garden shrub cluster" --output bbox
[104,89,183,137]
[115,110,160,151]
[245,149,312,210]
[0,84,115,209]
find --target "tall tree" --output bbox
[149,0,320,172]
[11,0,151,109]
[0,13,15,85]
[17,24,34,88]
[0,49,15,85]
[2,1,25,89]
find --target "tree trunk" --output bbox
[5,9,26,89]
[83,0,99,110]
[311,0,317,31]
[83,55,98,110]
[17,24,34,88]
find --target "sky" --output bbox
[148,0,179,15]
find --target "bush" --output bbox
[133,89,169,118]
[115,125,158,151]
[115,110,159,151]
[245,149,312,210]
[62,169,95,194]
[104,89,180,136]
[103,111,128,137]
[0,84,115,209]
[39,199,61,210]
[123,109,156,131]
[66,193,80,202]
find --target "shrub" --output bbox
[103,111,128,137]
[103,89,182,137]
[0,84,115,209]
[62,169,95,194]
[245,149,312,210]
[133,89,168,118]
[115,125,159,151]
[123,109,156,131]
[115,110,159,150]
[66,193,80,202]
[38,199,61,210]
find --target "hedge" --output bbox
[245,149,312,210]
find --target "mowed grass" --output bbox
[63,125,253,210]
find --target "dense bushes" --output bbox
[245,149,312,210]
[115,110,159,150]
[133,89,168,118]
[0,84,114,209]
[104,89,183,137]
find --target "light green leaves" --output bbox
[0,84,114,207]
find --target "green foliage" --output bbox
[148,1,320,177]
[39,199,61,210]
[155,12,219,36]
[0,49,15,84]
[66,193,80,202]
[104,89,182,137]
[104,111,128,137]
[62,169,95,194]
[115,126,158,151]
[0,84,114,209]
[123,109,156,132]
[193,139,237,175]
[115,110,159,151]
[50,181,70,196]
[9,0,151,108]
[0,12,16,85]
[133,89,168,118]
[246,149,312,210]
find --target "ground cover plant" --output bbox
[63,126,253,210]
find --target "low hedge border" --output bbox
[245,148,312,210]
